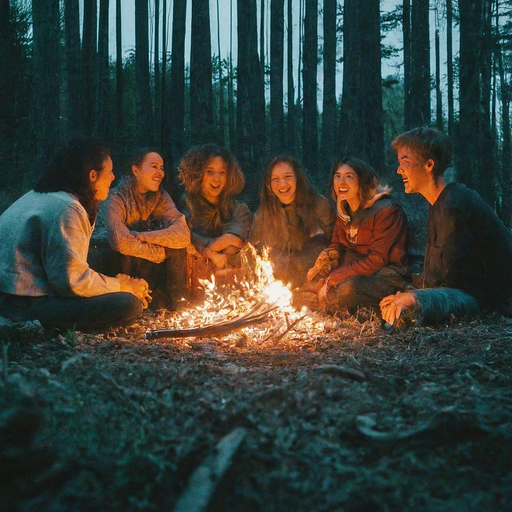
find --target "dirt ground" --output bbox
[1,300,512,512]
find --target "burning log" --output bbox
[145,301,278,340]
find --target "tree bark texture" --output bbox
[32,0,61,170]
[321,0,337,181]
[97,0,110,138]
[270,0,285,153]
[286,0,296,150]
[409,0,430,128]
[457,0,495,206]
[135,0,154,144]
[237,0,266,196]
[302,0,318,175]
[82,0,97,135]
[169,0,187,160]
[116,0,124,136]
[341,0,384,173]
[64,0,83,138]
[190,0,214,144]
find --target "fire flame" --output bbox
[152,244,334,343]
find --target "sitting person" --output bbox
[0,138,150,331]
[380,127,512,327]
[306,156,408,313]
[249,155,336,289]
[177,143,252,292]
[104,148,190,309]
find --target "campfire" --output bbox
[146,245,336,342]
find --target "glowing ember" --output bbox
[149,244,335,343]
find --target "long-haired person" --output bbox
[0,138,150,331]
[178,143,252,290]
[307,156,409,313]
[249,155,335,289]
[105,148,190,308]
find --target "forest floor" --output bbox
[2,301,512,512]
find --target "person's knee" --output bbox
[326,276,364,311]
[117,292,144,323]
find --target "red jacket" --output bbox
[328,195,408,283]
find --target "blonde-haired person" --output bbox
[178,143,252,290]
[249,155,335,289]
[307,156,409,313]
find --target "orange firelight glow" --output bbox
[150,245,335,343]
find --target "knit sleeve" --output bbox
[105,193,167,264]
[43,202,121,297]
[134,191,191,248]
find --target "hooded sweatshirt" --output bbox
[328,188,408,282]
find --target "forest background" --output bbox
[0,0,511,220]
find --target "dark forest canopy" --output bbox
[1,0,512,221]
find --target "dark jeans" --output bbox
[325,267,406,313]
[272,236,328,290]
[413,288,480,324]
[119,249,188,309]
[0,291,143,331]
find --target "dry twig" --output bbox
[145,302,277,340]
[174,427,246,512]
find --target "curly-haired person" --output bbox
[177,144,252,288]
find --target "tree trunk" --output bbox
[82,0,97,135]
[216,0,225,145]
[31,0,61,174]
[97,0,110,138]
[286,0,295,150]
[340,0,384,173]
[135,0,154,144]
[496,38,511,225]
[270,0,285,152]
[302,0,318,175]
[403,0,412,130]
[435,28,443,130]
[237,0,266,196]
[260,0,265,83]
[457,0,495,206]
[154,0,162,145]
[116,0,124,137]
[409,0,430,127]
[228,0,236,149]
[64,0,83,138]
[190,0,214,143]
[169,0,187,160]
[479,0,495,205]
[446,0,454,136]
[320,0,337,181]
[161,0,169,159]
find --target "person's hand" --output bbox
[204,247,228,269]
[307,250,339,281]
[116,273,152,309]
[379,291,417,325]
[208,234,244,253]
[318,281,329,303]
[324,267,346,289]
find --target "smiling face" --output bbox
[91,156,115,201]
[201,156,227,204]
[333,164,360,211]
[270,162,297,205]
[396,146,429,195]
[132,151,165,194]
